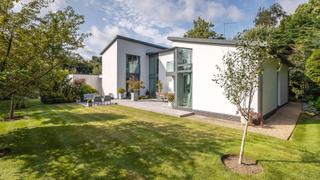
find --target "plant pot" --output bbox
[87,102,92,107]
[76,99,81,103]
[168,101,174,107]
[119,93,124,100]
[131,92,138,101]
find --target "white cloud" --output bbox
[99,0,245,46]
[278,0,308,14]
[78,45,97,55]
[87,25,129,47]
[227,5,246,21]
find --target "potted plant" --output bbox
[87,99,92,107]
[167,93,174,107]
[75,96,81,103]
[117,88,126,100]
[126,76,145,101]
[156,80,163,93]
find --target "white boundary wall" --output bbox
[68,74,102,95]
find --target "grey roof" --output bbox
[167,36,243,45]
[146,47,176,55]
[100,35,168,55]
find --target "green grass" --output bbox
[0,99,319,179]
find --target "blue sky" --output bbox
[16,0,308,60]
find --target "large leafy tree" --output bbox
[233,25,274,41]
[254,2,287,27]
[0,0,90,119]
[306,49,320,84]
[90,56,102,75]
[271,0,320,100]
[213,39,276,164]
[184,16,220,39]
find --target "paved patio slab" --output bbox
[185,102,302,140]
[111,99,194,117]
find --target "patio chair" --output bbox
[104,95,111,105]
[92,95,102,106]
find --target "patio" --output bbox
[111,99,194,117]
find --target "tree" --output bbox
[271,0,320,100]
[306,49,320,84]
[254,2,287,27]
[89,56,102,74]
[184,16,220,39]
[0,0,90,119]
[232,25,274,41]
[156,80,163,93]
[126,76,145,92]
[213,39,276,164]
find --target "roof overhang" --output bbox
[100,35,168,55]
[146,47,176,56]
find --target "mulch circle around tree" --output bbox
[1,116,24,122]
[0,148,11,158]
[221,154,263,174]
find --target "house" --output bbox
[85,35,293,122]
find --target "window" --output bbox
[126,55,140,74]
[177,48,192,65]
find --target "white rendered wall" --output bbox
[278,64,289,106]
[102,41,118,97]
[117,39,165,97]
[159,50,175,92]
[68,74,103,95]
[172,41,259,117]
[262,58,278,115]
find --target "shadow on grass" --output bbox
[0,119,234,179]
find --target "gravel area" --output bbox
[185,102,302,140]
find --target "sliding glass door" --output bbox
[177,72,192,108]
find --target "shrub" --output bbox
[117,88,126,94]
[313,97,320,111]
[145,89,150,96]
[77,83,99,101]
[87,99,92,103]
[40,74,77,104]
[138,95,141,100]
[153,96,156,99]
[73,78,86,87]
[145,95,149,99]
[76,96,80,99]
[305,101,318,115]
[167,93,174,102]
[141,95,145,99]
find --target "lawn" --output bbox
[0,99,319,179]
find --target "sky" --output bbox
[15,0,309,60]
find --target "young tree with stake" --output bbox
[213,39,277,164]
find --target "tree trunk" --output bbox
[239,118,249,164]
[10,97,15,119]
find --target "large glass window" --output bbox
[177,48,192,65]
[149,54,159,96]
[126,55,140,74]
[177,72,192,108]
[149,55,158,75]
